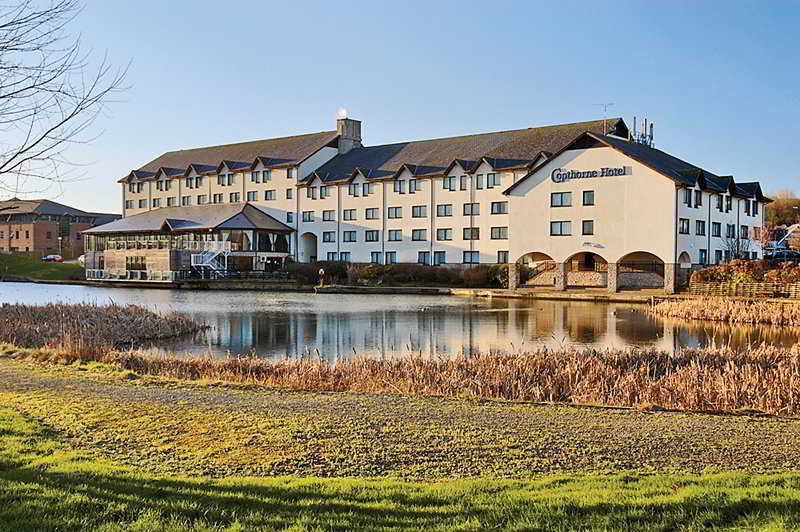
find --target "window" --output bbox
[152,198,161,208]
[412,205,427,218]
[46,231,52,239]
[388,229,402,241]
[463,251,479,264]
[371,251,382,264]
[551,192,572,207]
[724,223,735,238]
[550,221,571,236]
[418,251,430,265]
[366,208,379,220]
[476,175,484,190]
[348,183,360,197]
[491,201,508,214]
[409,179,420,193]
[385,251,397,264]
[715,249,723,264]
[712,222,721,237]
[128,183,135,193]
[437,204,453,217]
[443,176,456,191]
[247,191,258,201]
[287,168,294,179]
[326,252,338,261]
[229,192,240,203]
[264,190,276,201]
[695,190,702,207]
[320,186,329,198]
[343,231,356,242]
[167,197,177,207]
[362,183,374,196]
[699,249,708,265]
[412,229,427,241]
[490,226,508,240]
[185,177,194,189]
[716,194,724,211]
[156,179,171,191]
[124,200,133,209]
[323,231,335,243]
[388,207,402,218]
[307,187,317,200]
[753,201,759,215]
[463,203,480,216]
[487,173,501,188]
[340,252,351,262]
[262,169,271,181]
[195,177,203,188]
[678,218,690,234]
[197,195,208,205]
[436,228,452,241]
[227,174,235,186]
[724,250,731,261]
[696,220,706,236]
[286,188,293,199]
[725,195,732,212]
[302,211,314,222]
[744,200,750,215]
[434,251,446,265]
[740,225,749,239]
[365,230,380,242]
[582,220,594,236]
[125,256,146,271]
[181,196,191,206]
[323,210,335,222]
[463,227,479,240]
[497,250,509,264]
[683,188,692,206]
[459,175,468,191]
[286,212,293,223]
[583,190,595,206]
[393,180,406,194]
[343,209,356,221]
[250,171,260,183]
[136,183,144,193]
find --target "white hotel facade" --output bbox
[88,116,768,293]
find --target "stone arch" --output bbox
[678,251,692,268]
[617,251,665,290]
[299,232,318,263]
[564,251,608,288]
[516,252,556,287]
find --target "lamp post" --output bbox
[58,236,62,255]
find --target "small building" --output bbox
[82,202,293,281]
[0,198,120,258]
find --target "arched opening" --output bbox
[565,251,608,288]
[516,251,555,286]
[618,251,665,290]
[678,251,692,268]
[677,251,692,288]
[300,232,317,263]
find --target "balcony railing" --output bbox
[86,269,192,281]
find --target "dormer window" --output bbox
[227,173,234,186]
[217,174,225,186]
[393,180,406,194]
[753,201,759,216]
[745,200,751,215]
[250,171,260,183]
[694,190,702,207]
[287,168,294,179]
[348,183,359,197]
[725,195,732,212]
[683,188,692,206]
[185,177,194,189]
[716,194,723,211]
[262,169,271,181]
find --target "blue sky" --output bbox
[16,0,800,212]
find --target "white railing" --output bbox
[86,269,190,282]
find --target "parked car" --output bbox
[41,254,64,262]
[767,249,800,263]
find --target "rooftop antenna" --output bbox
[594,103,614,134]
[632,115,655,147]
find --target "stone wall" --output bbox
[525,272,556,286]
[567,271,607,287]
[618,271,664,289]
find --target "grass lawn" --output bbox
[1,358,800,530]
[0,252,83,280]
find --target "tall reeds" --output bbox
[0,302,202,357]
[17,344,800,417]
[650,298,800,326]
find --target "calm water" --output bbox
[1,282,797,360]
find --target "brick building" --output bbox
[0,198,120,258]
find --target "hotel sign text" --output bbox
[551,166,627,183]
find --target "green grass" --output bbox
[0,253,83,280]
[1,406,799,531]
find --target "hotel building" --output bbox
[84,116,769,292]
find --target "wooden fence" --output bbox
[689,282,800,299]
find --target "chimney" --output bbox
[336,115,362,154]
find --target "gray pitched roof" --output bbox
[307,118,628,183]
[84,203,292,234]
[0,198,117,219]
[128,130,339,181]
[504,132,770,202]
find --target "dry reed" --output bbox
[0,302,203,357]
[650,298,800,326]
[16,344,800,417]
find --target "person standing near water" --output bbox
[318,268,325,287]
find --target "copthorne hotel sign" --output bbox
[551,166,627,183]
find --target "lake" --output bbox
[1,282,797,360]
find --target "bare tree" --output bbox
[723,235,751,260]
[0,0,126,195]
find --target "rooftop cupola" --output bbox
[336,111,362,154]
